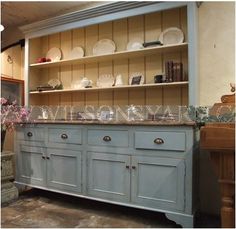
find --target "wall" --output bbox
[199,2,235,105]
[198,2,235,215]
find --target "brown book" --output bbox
[173,63,177,82]
[168,61,173,82]
[165,61,169,82]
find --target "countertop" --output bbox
[24,119,196,126]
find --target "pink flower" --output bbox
[0,98,7,105]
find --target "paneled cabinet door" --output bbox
[16,145,46,187]
[131,156,185,211]
[87,152,130,202]
[47,148,82,193]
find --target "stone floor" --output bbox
[1,189,220,228]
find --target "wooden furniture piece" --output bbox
[1,151,19,204]
[200,92,235,228]
[20,2,198,107]
[15,123,198,228]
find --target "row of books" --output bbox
[165,61,184,82]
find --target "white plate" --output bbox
[129,73,144,85]
[127,41,144,51]
[48,78,61,88]
[97,74,114,88]
[46,47,62,62]
[159,27,184,45]
[69,46,84,59]
[93,39,116,55]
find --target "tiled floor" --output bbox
[1,189,220,228]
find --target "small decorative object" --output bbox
[46,47,62,62]
[80,77,93,88]
[154,75,163,83]
[97,74,114,88]
[93,39,116,55]
[115,74,124,86]
[159,27,184,45]
[69,46,84,59]
[37,85,53,92]
[1,98,30,151]
[36,57,46,63]
[129,73,144,85]
[48,78,63,90]
[143,41,163,48]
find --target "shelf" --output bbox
[29,43,188,69]
[30,81,188,94]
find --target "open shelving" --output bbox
[30,43,188,69]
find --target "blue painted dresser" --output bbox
[14,123,198,227]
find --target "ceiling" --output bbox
[1,1,106,49]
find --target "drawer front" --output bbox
[88,129,129,147]
[48,128,82,145]
[135,131,186,151]
[16,127,44,142]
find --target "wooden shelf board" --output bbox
[30,43,188,68]
[29,81,188,94]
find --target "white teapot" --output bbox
[80,77,93,88]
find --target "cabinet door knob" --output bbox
[27,132,33,137]
[42,156,46,159]
[46,156,50,160]
[126,165,130,169]
[103,136,111,142]
[132,166,136,169]
[154,138,164,144]
[61,134,68,139]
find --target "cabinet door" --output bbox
[131,156,185,211]
[47,148,82,193]
[16,145,46,187]
[87,152,130,202]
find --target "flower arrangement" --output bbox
[1,97,30,132]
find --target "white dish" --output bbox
[97,74,114,88]
[129,73,144,85]
[69,46,84,59]
[159,27,184,45]
[127,41,144,51]
[46,47,62,62]
[48,78,61,88]
[93,39,116,56]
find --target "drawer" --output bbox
[48,128,82,145]
[16,127,44,142]
[135,131,186,151]
[88,129,129,147]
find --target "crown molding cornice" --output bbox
[20,2,158,37]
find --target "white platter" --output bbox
[46,47,62,62]
[69,46,84,59]
[159,27,184,45]
[48,78,61,88]
[93,39,116,56]
[97,74,114,88]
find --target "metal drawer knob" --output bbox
[154,138,164,144]
[103,136,111,142]
[61,134,68,139]
[27,132,33,137]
